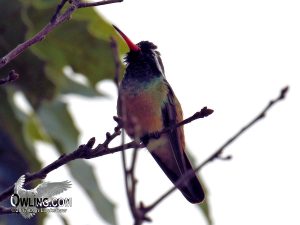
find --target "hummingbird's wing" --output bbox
[151,80,205,203]
[35,180,71,198]
[162,83,187,174]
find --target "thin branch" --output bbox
[142,86,289,213]
[129,148,139,174]
[50,0,68,23]
[144,107,213,142]
[0,5,75,69]
[0,0,122,70]
[0,206,15,215]
[121,127,138,221]
[0,70,19,85]
[78,0,123,8]
[110,37,122,86]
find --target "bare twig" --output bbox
[142,86,289,214]
[144,107,213,142]
[51,0,68,23]
[78,0,123,8]
[0,0,122,70]
[110,37,122,85]
[0,109,212,213]
[0,70,19,85]
[0,5,74,69]
[0,206,15,215]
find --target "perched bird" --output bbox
[114,25,205,203]
[13,175,71,218]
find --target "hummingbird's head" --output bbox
[113,25,165,79]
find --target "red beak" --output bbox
[113,25,141,52]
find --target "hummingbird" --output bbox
[114,25,205,203]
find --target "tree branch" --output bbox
[143,106,213,143]
[0,0,123,70]
[110,37,122,86]
[0,107,213,210]
[0,206,15,215]
[78,0,123,8]
[50,0,69,22]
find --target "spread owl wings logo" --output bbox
[12,175,71,218]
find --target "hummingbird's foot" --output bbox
[150,131,161,139]
[141,131,161,146]
[141,134,150,146]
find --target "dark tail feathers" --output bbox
[151,151,205,204]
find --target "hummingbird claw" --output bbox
[141,131,161,146]
[150,131,161,139]
[140,134,150,146]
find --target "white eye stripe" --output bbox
[152,50,165,76]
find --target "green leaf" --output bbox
[58,215,71,225]
[38,100,79,151]
[24,113,50,142]
[45,65,103,97]
[38,100,117,225]
[198,177,213,225]
[0,0,56,107]
[0,88,43,224]
[23,2,126,89]
[30,0,58,9]
[0,88,41,172]
[187,150,213,225]
[61,75,103,97]
[70,161,117,225]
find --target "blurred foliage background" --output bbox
[0,1,211,225]
[0,0,127,224]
